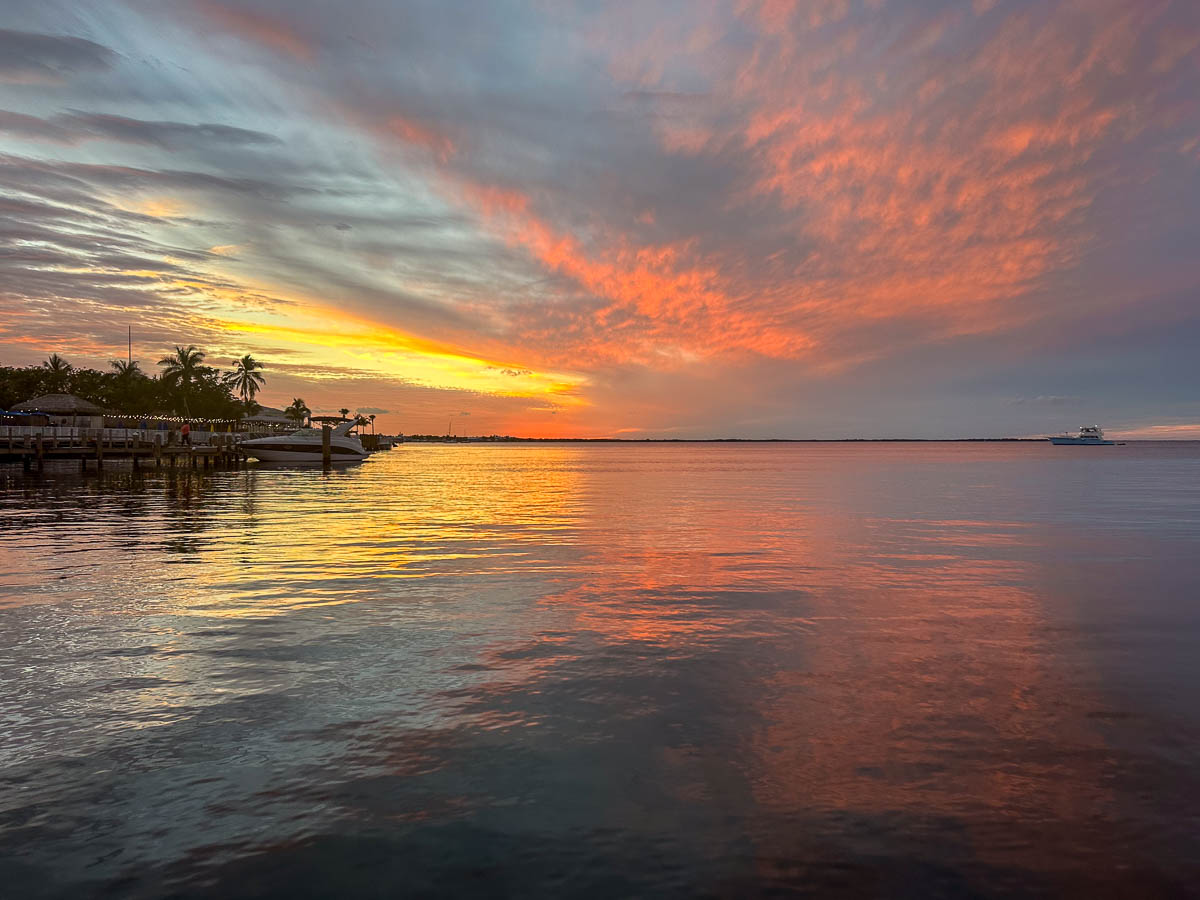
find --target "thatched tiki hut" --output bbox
[12,393,108,430]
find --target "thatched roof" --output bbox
[12,393,107,415]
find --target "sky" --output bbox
[0,0,1197,438]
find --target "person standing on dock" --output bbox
[181,421,191,446]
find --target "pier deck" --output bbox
[1,433,243,472]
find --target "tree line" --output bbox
[0,347,267,420]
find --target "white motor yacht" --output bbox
[240,419,369,463]
[1047,425,1117,446]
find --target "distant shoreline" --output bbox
[404,436,1195,443]
[405,437,1053,443]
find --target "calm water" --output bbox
[1,442,1199,898]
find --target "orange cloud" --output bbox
[447,180,813,366]
[1112,423,1200,440]
[588,0,1188,366]
[402,0,1191,377]
[377,115,455,160]
[195,0,316,62]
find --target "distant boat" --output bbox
[240,419,369,463]
[1047,425,1117,446]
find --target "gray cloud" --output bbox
[1009,396,1084,407]
[60,111,280,149]
[0,109,281,149]
[0,29,115,84]
[0,109,75,143]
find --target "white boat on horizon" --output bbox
[240,419,369,463]
[1047,425,1118,446]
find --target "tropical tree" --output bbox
[0,365,47,411]
[339,407,350,420]
[369,414,376,434]
[107,359,160,413]
[41,353,72,392]
[285,398,310,427]
[224,354,266,409]
[158,345,206,415]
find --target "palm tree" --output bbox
[285,397,310,427]
[110,359,141,378]
[368,414,376,435]
[108,359,144,414]
[158,345,206,415]
[42,353,72,392]
[223,354,266,409]
[339,407,350,420]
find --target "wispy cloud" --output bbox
[0,28,114,84]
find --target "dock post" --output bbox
[191,449,198,469]
[36,435,44,472]
[322,425,331,468]
[154,436,163,467]
[95,433,104,470]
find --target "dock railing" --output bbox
[1,425,247,447]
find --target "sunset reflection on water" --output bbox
[1,443,1199,896]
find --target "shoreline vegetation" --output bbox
[0,349,275,422]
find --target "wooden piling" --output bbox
[36,435,44,472]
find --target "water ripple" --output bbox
[1,443,1199,896]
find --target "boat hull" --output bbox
[240,442,368,463]
[1047,437,1116,445]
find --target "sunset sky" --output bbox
[1,0,1197,438]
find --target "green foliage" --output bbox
[0,365,47,411]
[1,346,255,420]
[284,398,310,426]
[224,354,266,408]
[40,353,73,392]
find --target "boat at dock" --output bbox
[1047,425,1118,446]
[240,420,369,463]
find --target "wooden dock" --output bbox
[0,432,243,472]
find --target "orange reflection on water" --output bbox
[493,450,1126,881]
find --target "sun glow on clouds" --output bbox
[210,303,588,403]
[1113,423,1200,440]
[117,196,188,218]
